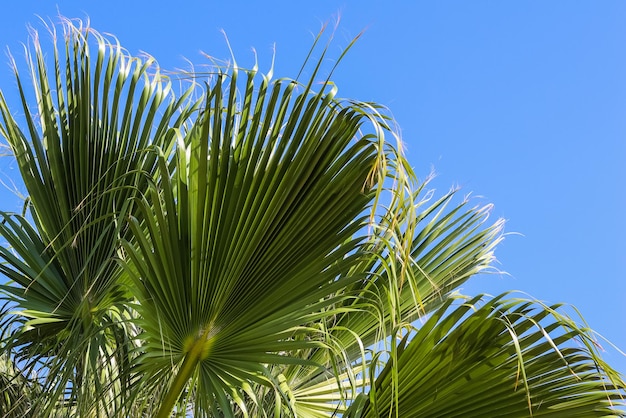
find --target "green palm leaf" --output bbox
[345,293,626,418]
[122,52,401,416]
[0,19,196,415]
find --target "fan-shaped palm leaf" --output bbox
[344,294,625,417]
[122,51,404,416]
[0,19,197,415]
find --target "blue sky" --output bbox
[1,2,625,377]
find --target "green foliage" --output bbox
[0,18,623,417]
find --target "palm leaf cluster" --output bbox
[0,18,623,417]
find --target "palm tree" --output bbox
[0,18,623,417]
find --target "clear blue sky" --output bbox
[1,2,625,377]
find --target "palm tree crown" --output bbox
[0,18,624,417]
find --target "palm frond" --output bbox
[121,47,406,415]
[0,18,197,415]
[346,293,626,418]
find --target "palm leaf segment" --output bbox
[0,19,623,417]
